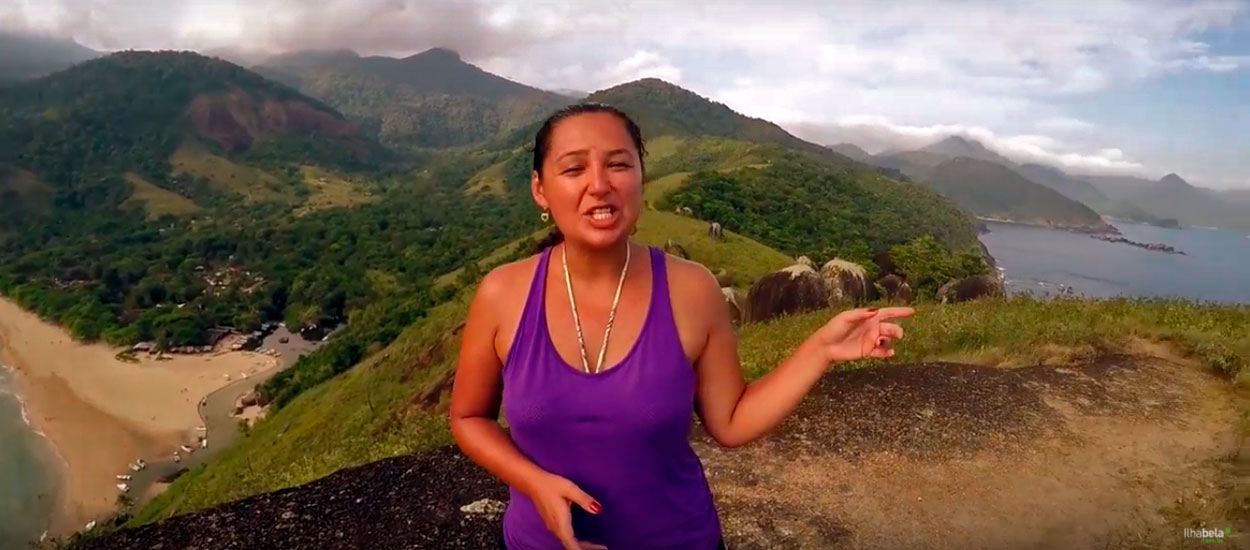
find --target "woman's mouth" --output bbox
[585,206,620,228]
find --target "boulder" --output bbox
[796,256,813,268]
[663,239,689,260]
[820,258,870,305]
[938,274,1006,304]
[875,274,914,304]
[240,391,259,408]
[745,264,831,323]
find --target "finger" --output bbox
[563,482,602,516]
[833,307,881,324]
[874,307,915,321]
[867,345,896,359]
[579,542,609,550]
[556,520,582,550]
[878,323,904,340]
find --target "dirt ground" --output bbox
[695,341,1248,550]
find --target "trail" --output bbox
[697,341,1247,549]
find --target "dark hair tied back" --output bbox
[531,102,647,253]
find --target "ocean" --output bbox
[978,221,1250,304]
[0,365,60,550]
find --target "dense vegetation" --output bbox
[255,48,569,150]
[660,150,984,265]
[0,52,552,408]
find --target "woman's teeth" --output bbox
[591,208,614,220]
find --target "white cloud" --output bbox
[3,0,1248,187]
[789,117,1150,176]
[1035,117,1097,132]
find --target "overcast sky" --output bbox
[3,0,1248,190]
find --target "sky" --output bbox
[2,0,1248,190]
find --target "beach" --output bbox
[0,297,278,537]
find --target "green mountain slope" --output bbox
[255,48,570,149]
[927,158,1115,232]
[1014,163,1164,224]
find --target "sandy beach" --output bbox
[0,297,278,537]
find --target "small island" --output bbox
[1090,234,1185,255]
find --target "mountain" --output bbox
[921,136,1017,167]
[0,50,384,228]
[1215,187,1250,207]
[827,143,874,163]
[580,78,858,164]
[1085,173,1250,230]
[254,47,570,149]
[872,150,949,181]
[927,158,1115,233]
[1013,163,1164,224]
[0,30,99,84]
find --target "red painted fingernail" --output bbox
[589,502,601,514]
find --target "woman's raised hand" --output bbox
[805,307,915,364]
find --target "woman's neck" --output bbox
[561,238,633,286]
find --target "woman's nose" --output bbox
[587,163,611,193]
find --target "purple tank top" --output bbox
[500,245,723,550]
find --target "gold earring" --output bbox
[540,209,550,222]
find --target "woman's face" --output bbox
[532,112,643,250]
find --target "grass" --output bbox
[169,143,287,202]
[119,173,201,219]
[632,211,793,290]
[463,159,510,196]
[644,171,691,204]
[737,295,1250,384]
[293,165,376,216]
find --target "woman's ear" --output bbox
[530,170,549,211]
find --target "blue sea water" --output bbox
[0,365,60,550]
[978,221,1250,304]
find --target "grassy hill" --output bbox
[255,48,570,150]
[927,158,1115,232]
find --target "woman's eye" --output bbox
[610,162,630,169]
[562,166,584,175]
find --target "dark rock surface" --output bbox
[77,446,509,550]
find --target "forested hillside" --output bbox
[255,48,570,149]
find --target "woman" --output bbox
[449,103,913,550]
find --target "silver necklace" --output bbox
[561,243,631,374]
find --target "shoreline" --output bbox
[0,297,277,540]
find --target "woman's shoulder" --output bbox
[476,251,543,304]
[656,250,723,311]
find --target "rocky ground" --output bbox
[76,343,1246,550]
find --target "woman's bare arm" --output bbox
[687,267,910,448]
[448,268,550,496]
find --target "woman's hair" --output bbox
[531,103,646,253]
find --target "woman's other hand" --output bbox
[805,307,915,364]
[527,473,608,550]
